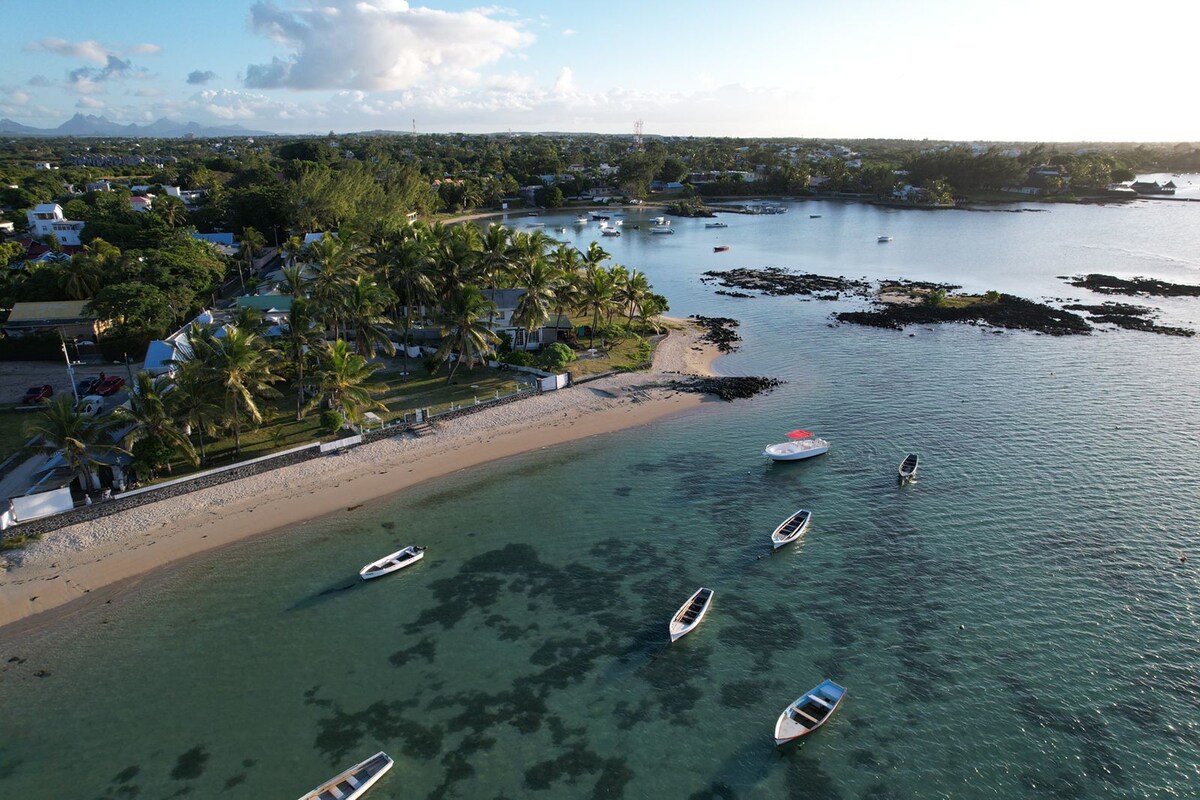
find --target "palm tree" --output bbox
[613,267,651,328]
[235,227,266,293]
[60,252,104,300]
[308,233,358,337]
[169,358,221,464]
[185,325,282,456]
[386,235,436,377]
[29,395,119,495]
[307,339,387,424]
[282,297,325,421]
[578,266,615,349]
[344,274,396,358]
[279,263,309,300]
[113,371,197,477]
[436,285,498,384]
[511,259,557,347]
[579,241,611,273]
[478,223,512,330]
[155,195,187,229]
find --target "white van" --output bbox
[77,395,105,416]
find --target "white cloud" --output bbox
[131,43,163,55]
[562,28,576,36]
[552,66,574,95]
[75,96,106,110]
[26,38,111,63]
[135,87,163,98]
[243,0,535,90]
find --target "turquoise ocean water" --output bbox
[2,197,1199,798]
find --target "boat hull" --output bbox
[763,443,829,461]
[771,510,811,549]
[773,681,846,745]
[360,547,425,580]
[668,588,713,642]
[298,751,393,800]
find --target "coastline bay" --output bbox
[2,199,1199,797]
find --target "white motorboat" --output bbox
[649,216,670,226]
[763,429,830,461]
[705,222,728,228]
[669,587,714,642]
[574,215,588,224]
[877,235,893,242]
[648,226,675,235]
[600,225,621,237]
[298,751,393,800]
[359,545,425,580]
[771,509,812,549]
[773,680,846,745]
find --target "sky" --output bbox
[1,0,1197,141]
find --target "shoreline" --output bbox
[0,321,721,636]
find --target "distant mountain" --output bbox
[0,113,273,138]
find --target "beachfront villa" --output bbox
[25,203,85,246]
[481,288,573,351]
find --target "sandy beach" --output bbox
[0,322,719,634]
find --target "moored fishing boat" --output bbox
[574,215,588,224]
[763,429,830,462]
[600,225,621,237]
[298,751,393,800]
[669,587,714,642]
[714,245,730,252]
[877,235,893,242]
[705,221,728,228]
[898,453,919,481]
[648,226,674,235]
[771,509,812,549]
[359,545,425,580]
[773,680,846,745]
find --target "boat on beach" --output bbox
[898,453,919,481]
[359,545,425,580]
[771,509,812,549]
[298,751,393,800]
[669,587,714,642]
[763,429,830,462]
[773,680,847,745]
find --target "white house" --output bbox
[25,203,85,246]
[482,289,572,351]
[34,162,53,171]
[130,194,154,213]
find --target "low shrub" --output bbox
[540,342,576,370]
[319,409,344,434]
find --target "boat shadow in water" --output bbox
[285,577,361,612]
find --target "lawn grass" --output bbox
[564,316,660,379]
[374,364,526,419]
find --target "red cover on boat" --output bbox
[786,429,813,439]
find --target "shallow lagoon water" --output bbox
[2,199,1199,798]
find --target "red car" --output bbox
[95,376,126,397]
[21,384,53,404]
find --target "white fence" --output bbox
[320,434,363,453]
[10,486,74,523]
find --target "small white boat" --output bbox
[669,587,713,642]
[771,509,812,549]
[556,226,567,233]
[763,435,830,462]
[600,225,621,237]
[898,453,919,481]
[298,751,393,800]
[648,226,675,235]
[649,216,670,226]
[614,219,624,226]
[359,545,425,580]
[774,680,846,745]
[574,215,588,224]
[705,222,728,228]
[877,235,893,243]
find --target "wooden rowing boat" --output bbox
[773,680,846,745]
[669,587,714,642]
[771,509,812,550]
[297,751,392,800]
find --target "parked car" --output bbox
[76,377,101,396]
[95,376,126,397]
[21,384,53,404]
[77,395,105,416]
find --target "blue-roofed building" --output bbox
[191,231,238,256]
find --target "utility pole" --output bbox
[634,120,644,150]
[61,337,78,402]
